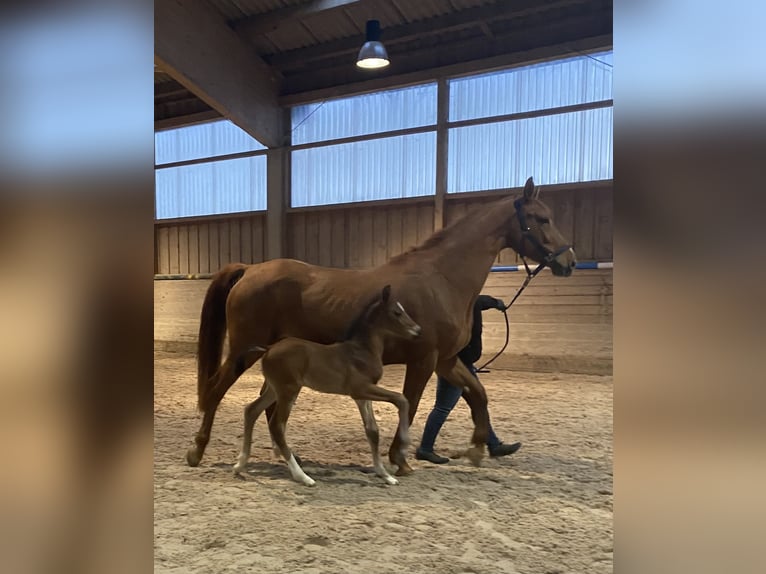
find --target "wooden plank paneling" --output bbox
[331,211,346,268]
[305,212,320,264]
[318,212,333,267]
[198,223,210,273]
[416,205,434,245]
[594,192,612,261]
[178,225,189,274]
[240,218,252,264]
[168,226,180,274]
[573,190,595,260]
[386,207,403,259]
[554,192,575,253]
[291,213,306,262]
[218,221,230,266]
[157,227,170,275]
[188,225,199,273]
[372,209,388,267]
[229,219,241,263]
[402,205,420,253]
[154,185,611,274]
[252,216,265,263]
[359,209,374,268]
[155,269,613,374]
[208,222,220,272]
[347,209,361,268]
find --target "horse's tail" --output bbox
[197,263,248,412]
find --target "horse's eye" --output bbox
[537,217,550,224]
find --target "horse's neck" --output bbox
[428,196,518,295]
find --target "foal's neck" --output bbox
[348,324,386,361]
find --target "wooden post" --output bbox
[266,110,292,260]
[434,77,449,231]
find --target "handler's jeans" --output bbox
[419,360,501,452]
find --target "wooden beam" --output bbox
[154,110,221,131]
[155,0,283,148]
[266,109,292,260]
[279,6,611,96]
[234,0,363,37]
[268,0,571,70]
[266,148,289,259]
[434,78,449,232]
[278,35,612,106]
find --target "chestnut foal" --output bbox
[233,285,421,486]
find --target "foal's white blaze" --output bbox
[396,302,405,313]
[287,454,315,487]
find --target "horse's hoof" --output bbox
[466,446,484,467]
[186,448,201,467]
[383,475,399,485]
[394,463,413,477]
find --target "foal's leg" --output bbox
[233,384,277,475]
[350,385,411,468]
[388,355,437,476]
[355,400,398,485]
[268,390,314,486]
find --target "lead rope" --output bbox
[475,257,546,373]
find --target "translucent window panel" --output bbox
[155,155,267,219]
[449,51,613,121]
[448,107,613,193]
[291,132,436,207]
[291,83,437,144]
[155,119,266,165]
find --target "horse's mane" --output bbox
[342,293,382,341]
[388,195,512,263]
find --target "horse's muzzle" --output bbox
[550,248,576,277]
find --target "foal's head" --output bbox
[349,285,421,342]
[506,177,578,277]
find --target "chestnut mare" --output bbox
[233,285,421,486]
[188,177,576,475]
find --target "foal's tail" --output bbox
[197,263,248,411]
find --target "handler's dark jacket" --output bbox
[458,295,503,365]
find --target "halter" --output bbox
[475,198,571,372]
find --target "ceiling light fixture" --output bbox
[356,19,389,69]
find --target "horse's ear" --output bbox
[523,177,535,200]
[381,285,391,302]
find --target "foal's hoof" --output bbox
[394,462,413,477]
[383,475,399,485]
[466,446,484,467]
[186,448,201,467]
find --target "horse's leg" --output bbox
[434,358,490,466]
[355,399,398,486]
[268,389,314,486]
[388,355,438,476]
[233,384,277,475]
[351,385,411,475]
[187,350,261,467]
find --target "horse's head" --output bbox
[506,177,577,277]
[370,285,422,340]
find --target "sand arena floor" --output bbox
[154,352,612,574]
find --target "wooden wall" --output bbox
[155,212,266,275]
[154,183,611,274]
[287,200,435,269]
[154,268,612,375]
